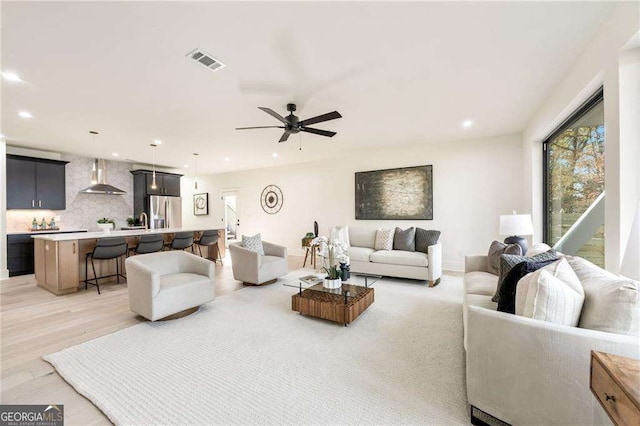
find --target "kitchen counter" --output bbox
[31,227,213,241]
[8,228,88,235]
[32,227,226,295]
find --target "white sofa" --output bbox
[125,251,215,321]
[463,254,640,425]
[346,227,442,286]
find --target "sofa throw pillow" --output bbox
[515,258,584,326]
[241,233,265,255]
[393,227,416,252]
[526,242,553,258]
[492,249,558,303]
[487,241,522,275]
[497,257,557,314]
[331,225,350,248]
[415,228,441,253]
[374,228,395,251]
[566,256,640,336]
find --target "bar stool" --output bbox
[128,234,165,256]
[85,237,128,294]
[194,230,223,264]
[165,232,195,252]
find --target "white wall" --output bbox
[182,133,524,271]
[522,2,640,272]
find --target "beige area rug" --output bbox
[44,271,468,425]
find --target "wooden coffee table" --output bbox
[286,274,379,326]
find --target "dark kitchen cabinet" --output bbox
[6,230,87,277]
[131,170,182,218]
[6,155,68,210]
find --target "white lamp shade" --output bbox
[499,214,534,236]
[620,201,640,280]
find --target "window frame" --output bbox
[542,87,604,244]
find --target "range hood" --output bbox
[80,159,127,195]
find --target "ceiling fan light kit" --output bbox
[236,103,342,144]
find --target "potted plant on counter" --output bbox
[97,218,115,233]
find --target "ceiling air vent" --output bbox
[186,48,226,72]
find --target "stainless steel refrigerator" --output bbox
[149,196,182,229]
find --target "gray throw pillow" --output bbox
[415,228,441,253]
[492,249,558,303]
[393,227,416,252]
[487,241,522,275]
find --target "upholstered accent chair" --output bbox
[229,241,287,285]
[125,251,215,321]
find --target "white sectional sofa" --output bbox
[463,253,640,425]
[346,226,442,286]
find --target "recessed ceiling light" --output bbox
[272,153,278,158]
[224,157,230,161]
[184,164,189,168]
[154,139,162,145]
[462,120,473,128]
[112,153,119,157]
[2,71,22,82]
[18,111,32,119]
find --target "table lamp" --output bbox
[619,201,640,281]
[500,212,534,255]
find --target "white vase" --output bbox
[97,223,113,233]
[323,277,342,289]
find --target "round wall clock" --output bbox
[261,185,283,214]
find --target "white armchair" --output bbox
[125,251,215,321]
[229,241,288,285]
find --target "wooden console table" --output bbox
[590,351,640,426]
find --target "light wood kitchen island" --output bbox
[32,228,225,295]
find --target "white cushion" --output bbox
[567,256,640,336]
[374,228,395,251]
[464,271,499,296]
[526,242,552,257]
[348,227,377,249]
[242,233,264,255]
[369,250,427,267]
[515,258,585,326]
[330,225,350,248]
[347,246,375,263]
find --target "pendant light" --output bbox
[193,153,199,190]
[90,131,99,184]
[150,143,158,189]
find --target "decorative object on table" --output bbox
[260,185,283,214]
[299,274,323,286]
[97,217,115,233]
[235,102,342,144]
[499,211,534,255]
[619,200,640,280]
[48,217,56,229]
[312,236,350,289]
[32,217,38,231]
[40,218,46,230]
[313,221,318,237]
[193,193,209,216]
[355,165,433,220]
[340,262,350,282]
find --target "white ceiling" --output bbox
[1,1,615,174]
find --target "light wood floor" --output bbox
[0,254,305,425]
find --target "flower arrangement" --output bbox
[97,217,115,226]
[312,236,350,280]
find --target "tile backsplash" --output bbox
[6,155,134,232]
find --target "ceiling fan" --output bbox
[236,103,342,143]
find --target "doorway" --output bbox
[221,190,239,248]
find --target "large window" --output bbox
[543,89,605,267]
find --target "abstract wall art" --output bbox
[355,165,433,220]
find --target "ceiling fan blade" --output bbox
[236,126,285,130]
[300,127,337,138]
[299,111,342,127]
[258,107,289,124]
[278,132,291,143]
